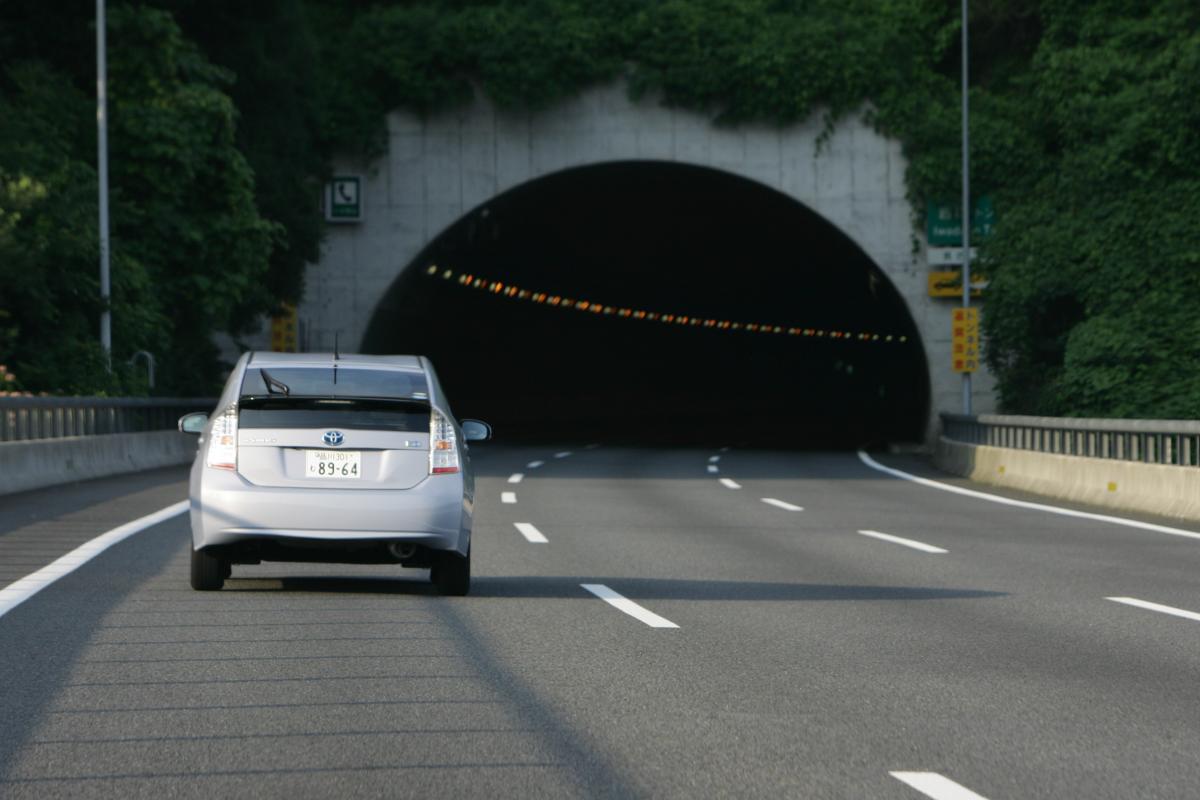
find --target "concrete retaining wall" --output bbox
[0,431,197,497]
[935,436,1200,523]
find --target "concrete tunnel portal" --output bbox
[361,161,929,448]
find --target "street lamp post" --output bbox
[960,0,972,415]
[97,0,112,365]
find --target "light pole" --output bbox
[960,0,972,415]
[97,0,112,365]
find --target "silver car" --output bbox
[178,352,490,595]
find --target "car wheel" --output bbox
[190,547,227,591]
[431,549,470,596]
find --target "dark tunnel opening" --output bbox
[362,162,929,449]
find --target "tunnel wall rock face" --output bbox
[288,83,996,437]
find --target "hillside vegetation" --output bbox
[1,0,1196,416]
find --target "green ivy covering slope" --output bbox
[2,0,1196,415]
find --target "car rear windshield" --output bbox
[238,397,430,432]
[240,367,428,401]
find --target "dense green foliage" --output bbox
[982,0,1200,416]
[312,0,1200,417]
[0,0,316,394]
[1,0,1197,415]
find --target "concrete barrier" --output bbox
[0,431,197,496]
[935,436,1200,523]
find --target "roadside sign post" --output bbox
[325,176,362,223]
[960,0,972,414]
[928,271,987,298]
[952,308,979,374]
[97,0,111,365]
[270,304,298,352]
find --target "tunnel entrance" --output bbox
[362,162,928,448]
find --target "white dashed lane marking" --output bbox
[1107,597,1200,624]
[719,478,741,490]
[513,523,548,543]
[526,460,544,469]
[858,529,947,554]
[501,492,517,504]
[507,473,524,484]
[708,455,720,463]
[890,772,990,800]
[554,451,572,459]
[581,584,679,629]
[706,465,719,474]
[761,498,803,512]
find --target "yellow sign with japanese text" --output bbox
[270,304,298,352]
[952,307,979,373]
[929,270,988,298]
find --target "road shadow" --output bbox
[472,576,1006,602]
[0,515,187,784]
[220,574,1005,603]
[222,575,440,596]
[0,464,190,536]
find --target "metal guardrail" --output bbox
[0,397,216,443]
[942,413,1200,467]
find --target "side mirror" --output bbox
[461,419,492,442]
[178,412,208,435]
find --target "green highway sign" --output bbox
[926,196,994,246]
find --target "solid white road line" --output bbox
[580,584,679,629]
[526,460,545,469]
[513,523,548,543]
[501,492,517,504]
[554,451,572,459]
[0,501,189,621]
[707,465,719,473]
[507,473,524,484]
[719,478,741,490]
[761,498,804,512]
[708,455,721,463]
[858,529,947,554]
[1107,596,1200,623]
[890,772,990,800]
[858,450,1200,542]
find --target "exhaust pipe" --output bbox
[388,542,417,560]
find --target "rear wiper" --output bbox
[259,368,290,396]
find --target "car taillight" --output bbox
[205,404,238,471]
[429,410,459,475]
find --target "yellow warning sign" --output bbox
[928,270,988,298]
[952,307,979,373]
[270,304,298,352]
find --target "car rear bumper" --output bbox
[189,466,472,555]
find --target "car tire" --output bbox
[431,549,470,596]
[191,547,226,591]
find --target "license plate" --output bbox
[305,450,361,479]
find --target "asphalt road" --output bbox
[1,446,1199,799]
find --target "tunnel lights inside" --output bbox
[426,264,909,344]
